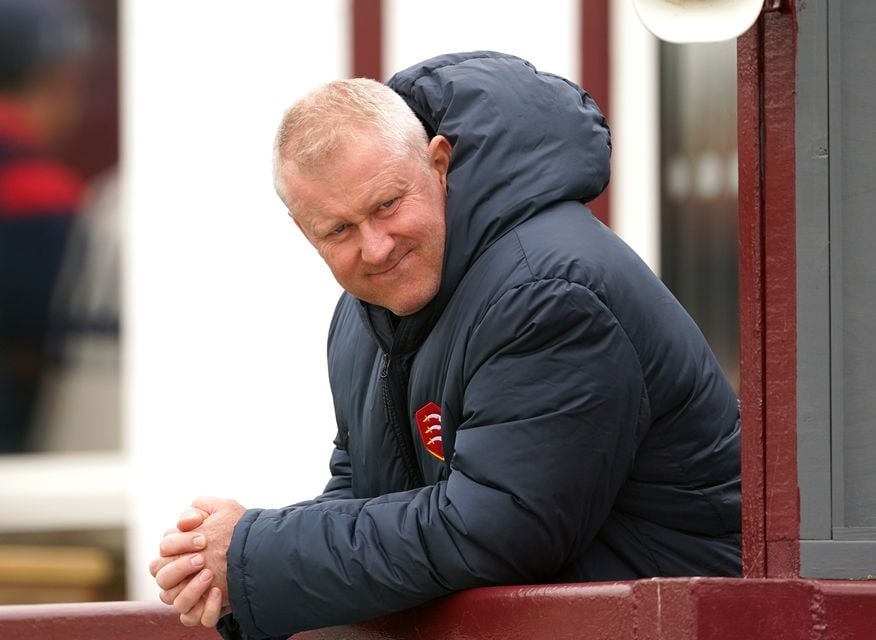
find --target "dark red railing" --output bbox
[2,578,875,640]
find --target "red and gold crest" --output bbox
[415,401,444,461]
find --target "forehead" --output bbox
[286,139,416,216]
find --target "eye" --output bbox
[330,223,348,235]
[380,198,397,210]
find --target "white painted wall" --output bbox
[610,0,660,272]
[121,0,348,600]
[386,0,580,86]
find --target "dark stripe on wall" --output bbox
[581,0,611,226]
[352,0,383,80]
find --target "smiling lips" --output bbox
[369,250,412,276]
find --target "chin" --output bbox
[388,302,423,317]
[364,281,439,316]
[387,294,432,317]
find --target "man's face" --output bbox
[283,133,451,317]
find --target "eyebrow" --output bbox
[364,177,409,210]
[307,175,412,238]
[310,215,346,238]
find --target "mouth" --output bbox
[370,250,411,276]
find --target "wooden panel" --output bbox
[800,541,876,579]
[0,545,113,606]
[835,0,876,529]
[795,0,832,541]
[798,0,876,576]
[0,546,112,586]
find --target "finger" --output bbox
[155,553,205,590]
[149,557,162,577]
[173,568,213,616]
[159,578,189,605]
[177,508,209,532]
[159,531,206,557]
[149,553,184,577]
[200,587,224,627]
[179,599,206,627]
[191,496,223,514]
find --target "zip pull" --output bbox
[380,353,391,378]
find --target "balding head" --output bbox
[273,78,429,207]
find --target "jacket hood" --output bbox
[387,51,611,313]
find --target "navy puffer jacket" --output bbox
[219,52,740,639]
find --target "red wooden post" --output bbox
[737,14,767,579]
[737,3,800,578]
[351,0,383,80]
[580,0,611,226]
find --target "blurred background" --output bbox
[0,0,737,604]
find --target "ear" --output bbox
[427,135,452,191]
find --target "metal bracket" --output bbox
[763,0,793,13]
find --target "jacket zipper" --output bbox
[380,352,425,487]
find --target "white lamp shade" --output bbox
[632,0,764,43]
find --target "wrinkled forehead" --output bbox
[282,137,417,218]
[277,129,426,209]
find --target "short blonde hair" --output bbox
[273,78,429,198]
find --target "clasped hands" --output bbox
[149,496,246,627]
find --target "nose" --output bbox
[358,219,395,267]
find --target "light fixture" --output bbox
[631,0,765,43]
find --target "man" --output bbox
[150,52,741,639]
[0,0,89,452]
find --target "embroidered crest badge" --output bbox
[415,401,444,461]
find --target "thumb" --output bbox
[191,496,225,514]
[176,507,209,532]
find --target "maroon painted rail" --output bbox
[0,600,215,639]
[2,579,874,640]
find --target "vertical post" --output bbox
[737,3,800,578]
[581,0,611,226]
[737,15,766,579]
[351,0,383,80]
